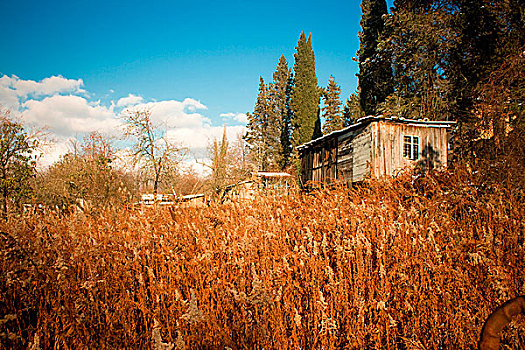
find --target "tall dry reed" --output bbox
[1,167,524,349]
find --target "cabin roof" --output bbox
[255,172,292,178]
[296,115,456,151]
[182,193,205,200]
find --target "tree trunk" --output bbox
[153,171,160,203]
[2,186,7,219]
[1,167,7,219]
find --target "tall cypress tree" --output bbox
[244,77,270,170]
[357,0,393,116]
[291,32,321,148]
[269,55,293,170]
[322,76,343,134]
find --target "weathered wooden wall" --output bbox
[337,124,372,183]
[371,121,448,178]
[300,124,373,185]
[299,118,451,185]
[303,138,338,184]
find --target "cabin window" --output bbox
[403,135,419,160]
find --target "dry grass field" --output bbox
[1,167,524,349]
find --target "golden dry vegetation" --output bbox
[1,167,524,349]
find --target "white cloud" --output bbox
[1,74,83,97]
[116,93,143,107]
[112,148,136,172]
[0,77,20,109]
[35,139,72,169]
[21,95,121,137]
[121,102,245,177]
[1,74,245,173]
[20,75,84,96]
[166,125,246,151]
[179,125,246,177]
[0,74,85,110]
[131,98,209,129]
[183,158,212,177]
[220,112,248,124]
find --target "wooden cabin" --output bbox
[220,172,294,201]
[137,193,207,207]
[297,116,455,185]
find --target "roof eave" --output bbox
[296,116,456,151]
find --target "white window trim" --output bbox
[403,135,419,161]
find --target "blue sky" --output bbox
[0,0,394,170]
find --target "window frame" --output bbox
[403,135,419,161]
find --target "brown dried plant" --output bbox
[0,166,523,349]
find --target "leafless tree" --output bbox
[121,108,182,199]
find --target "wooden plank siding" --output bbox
[298,116,455,186]
[348,124,373,182]
[305,137,338,184]
[371,121,449,178]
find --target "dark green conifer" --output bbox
[269,55,293,170]
[357,0,393,116]
[291,32,321,148]
[244,77,270,170]
[343,92,365,127]
[322,76,343,134]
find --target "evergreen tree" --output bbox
[343,92,365,127]
[322,76,344,134]
[313,108,322,140]
[377,0,524,160]
[283,72,294,165]
[446,0,500,156]
[378,1,456,121]
[291,32,321,148]
[244,77,270,170]
[268,55,293,170]
[452,0,524,158]
[265,81,281,170]
[357,0,393,116]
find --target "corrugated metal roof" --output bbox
[296,115,456,151]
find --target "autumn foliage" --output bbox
[1,167,524,349]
